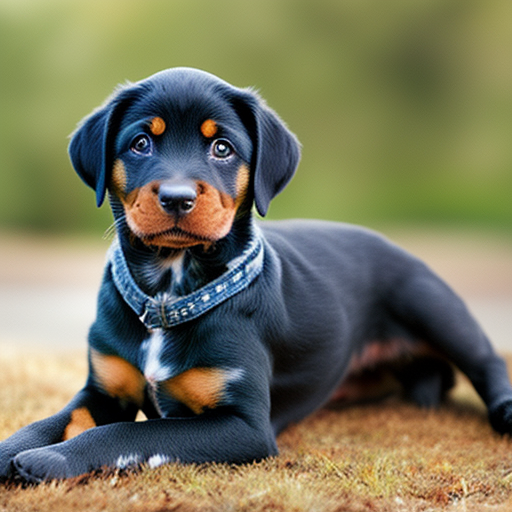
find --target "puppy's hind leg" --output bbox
[389,262,512,434]
[395,357,455,408]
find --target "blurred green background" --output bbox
[1,0,511,235]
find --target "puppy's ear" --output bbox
[68,87,136,207]
[233,90,301,217]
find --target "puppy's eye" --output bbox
[211,139,234,159]
[130,134,152,155]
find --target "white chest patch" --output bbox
[141,329,174,383]
[168,252,185,291]
[156,251,185,295]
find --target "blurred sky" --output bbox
[0,0,511,234]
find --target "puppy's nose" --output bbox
[158,183,197,215]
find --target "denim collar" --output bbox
[108,228,264,330]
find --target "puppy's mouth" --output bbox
[120,178,238,250]
[137,226,213,249]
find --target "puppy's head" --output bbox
[69,68,300,249]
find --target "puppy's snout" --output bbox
[158,183,197,216]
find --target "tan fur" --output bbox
[200,119,218,138]
[163,368,229,414]
[123,180,238,248]
[150,117,166,136]
[90,349,145,407]
[110,159,127,197]
[62,407,96,441]
[329,339,437,403]
[235,164,250,210]
[347,339,434,374]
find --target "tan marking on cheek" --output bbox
[163,368,228,415]
[180,182,236,240]
[235,164,250,210]
[200,119,218,138]
[90,348,145,407]
[62,407,96,441]
[124,183,173,238]
[124,186,141,208]
[111,159,127,197]
[150,116,166,136]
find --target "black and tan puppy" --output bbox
[1,67,511,482]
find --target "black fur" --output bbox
[1,68,511,482]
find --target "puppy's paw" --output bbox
[0,448,15,480]
[13,449,71,483]
[489,399,512,435]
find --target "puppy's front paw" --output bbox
[489,399,512,435]
[0,448,15,480]
[13,449,71,483]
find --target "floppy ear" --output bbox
[234,91,301,217]
[68,87,136,207]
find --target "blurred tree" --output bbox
[0,0,511,233]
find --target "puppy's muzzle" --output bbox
[158,182,197,216]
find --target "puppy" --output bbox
[1,67,511,482]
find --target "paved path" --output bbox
[0,229,510,351]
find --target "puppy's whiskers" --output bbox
[103,215,127,240]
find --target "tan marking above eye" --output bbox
[150,117,166,136]
[90,348,145,407]
[62,407,96,441]
[200,119,218,138]
[163,368,230,415]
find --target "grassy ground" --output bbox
[1,343,512,511]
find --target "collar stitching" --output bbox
[109,231,264,329]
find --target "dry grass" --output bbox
[1,342,512,512]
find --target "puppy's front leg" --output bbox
[11,356,276,482]
[0,386,138,479]
[12,412,277,482]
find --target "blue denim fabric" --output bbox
[108,230,264,330]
